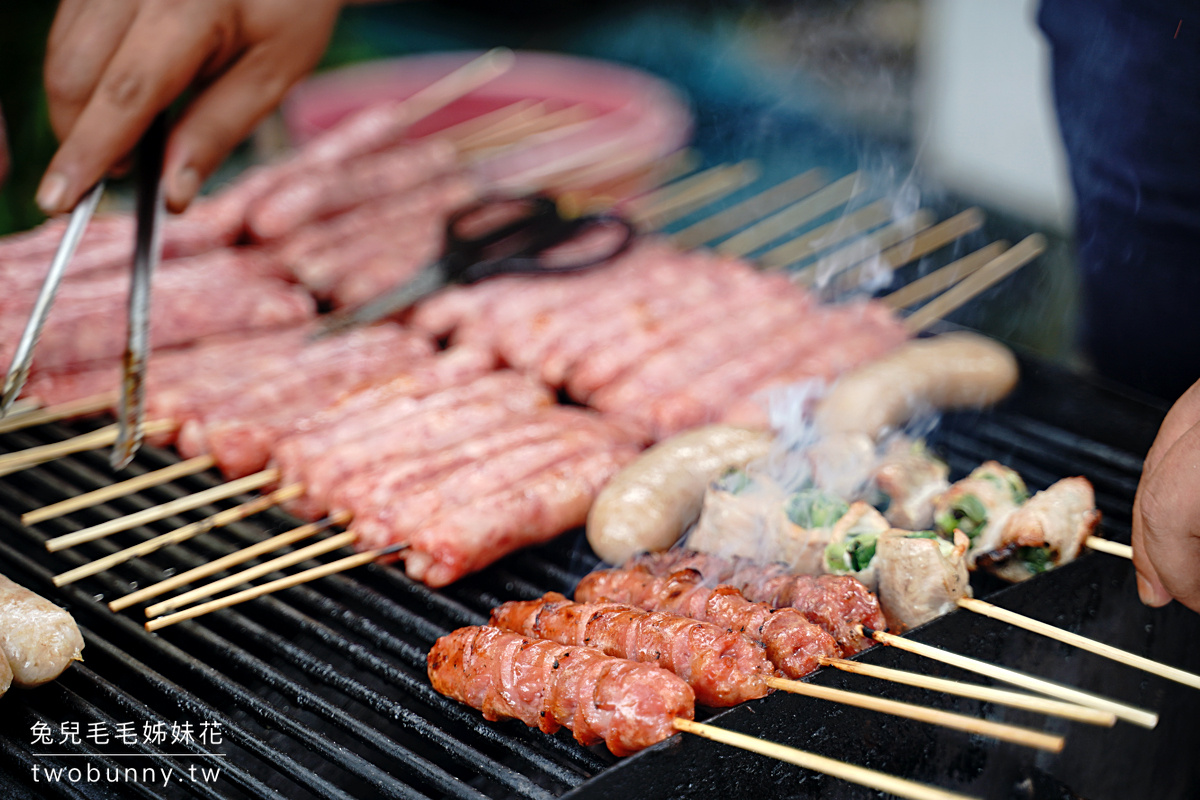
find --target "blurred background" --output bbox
[0,0,1078,364]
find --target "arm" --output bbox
[37,0,347,216]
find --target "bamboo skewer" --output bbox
[672,718,978,800]
[109,512,351,611]
[0,419,175,477]
[460,105,594,159]
[670,169,828,250]
[882,241,1009,309]
[0,392,118,435]
[717,172,864,258]
[439,99,543,149]
[819,657,1116,726]
[44,468,281,552]
[759,198,894,271]
[957,597,1200,691]
[144,531,359,617]
[790,209,937,287]
[623,162,736,220]
[387,48,516,135]
[766,676,1064,752]
[25,454,217,525]
[53,483,306,586]
[860,626,1158,728]
[828,207,986,291]
[904,234,1047,333]
[144,542,405,631]
[1085,536,1132,559]
[632,161,761,230]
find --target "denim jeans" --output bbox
[1039,0,1200,401]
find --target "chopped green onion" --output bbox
[716,468,753,495]
[905,530,942,540]
[1017,546,1054,574]
[786,489,850,529]
[936,494,989,540]
[824,531,879,575]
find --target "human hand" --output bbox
[38,0,345,216]
[1132,378,1200,613]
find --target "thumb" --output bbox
[1133,420,1200,613]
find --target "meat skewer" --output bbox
[426,626,981,800]
[490,591,774,707]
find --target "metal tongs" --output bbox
[0,113,168,470]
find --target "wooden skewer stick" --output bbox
[1086,536,1132,559]
[144,531,359,617]
[882,241,1010,310]
[555,148,699,217]
[791,209,937,287]
[957,597,1200,691]
[109,512,351,612]
[44,468,280,552]
[766,676,1064,751]
[0,391,118,435]
[438,99,543,148]
[759,198,894,271]
[53,483,305,587]
[717,171,864,258]
[633,161,761,230]
[0,418,175,478]
[860,626,1158,729]
[819,657,1116,726]
[623,162,735,220]
[460,104,594,158]
[904,234,1047,333]
[24,454,217,525]
[672,718,979,800]
[389,48,516,134]
[670,169,828,250]
[144,542,405,632]
[829,207,986,291]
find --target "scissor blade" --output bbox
[0,181,106,417]
[113,114,167,470]
[315,263,449,339]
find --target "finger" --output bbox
[1143,378,1200,477]
[43,0,138,140]
[37,2,227,214]
[1134,420,1200,613]
[1131,492,1172,607]
[162,24,338,211]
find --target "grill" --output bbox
[1,350,1199,800]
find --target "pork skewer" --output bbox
[427,626,980,800]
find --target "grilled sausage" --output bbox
[813,331,1019,439]
[427,625,693,756]
[629,549,887,655]
[491,592,773,707]
[586,424,773,565]
[575,568,839,679]
[0,573,84,687]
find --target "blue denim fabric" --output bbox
[1039,0,1200,401]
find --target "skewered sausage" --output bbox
[575,568,839,679]
[427,625,693,756]
[0,573,84,687]
[586,425,772,565]
[491,591,773,707]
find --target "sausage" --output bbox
[813,331,1019,439]
[629,550,887,656]
[575,568,840,679]
[586,424,773,565]
[0,651,12,697]
[491,591,773,707]
[427,625,693,756]
[0,573,84,687]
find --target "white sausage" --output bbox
[0,573,84,687]
[814,332,1018,439]
[586,425,772,565]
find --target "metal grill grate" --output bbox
[1,355,1198,800]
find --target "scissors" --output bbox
[317,193,638,337]
[0,113,167,470]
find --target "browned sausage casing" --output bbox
[427,626,694,756]
[491,592,772,707]
[574,568,839,679]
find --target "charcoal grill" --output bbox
[1,349,1198,800]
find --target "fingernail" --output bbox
[169,166,201,209]
[1136,574,1172,607]
[36,172,69,214]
